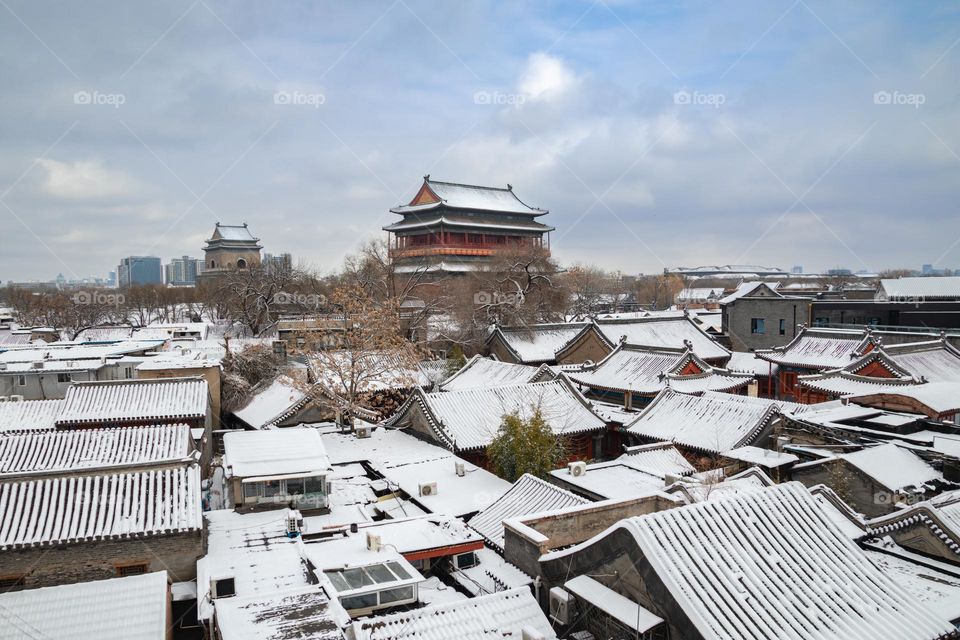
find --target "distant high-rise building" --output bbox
[107,271,117,287]
[117,256,162,287]
[922,263,934,275]
[263,252,293,273]
[791,265,803,274]
[165,256,203,286]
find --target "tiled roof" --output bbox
[626,389,777,454]
[618,441,696,478]
[57,377,208,425]
[0,571,169,640]
[756,327,863,370]
[351,587,556,640]
[487,323,590,364]
[214,587,345,640]
[0,463,201,548]
[386,379,606,451]
[469,474,587,550]
[568,344,750,396]
[841,443,942,492]
[233,376,309,429]
[548,483,955,640]
[0,398,63,432]
[390,178,547,216]
[440,356,540,391]
[0,424,192,476]
[594,315,730,361]
[847,381,960,418]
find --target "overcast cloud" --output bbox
[1,0,958,280]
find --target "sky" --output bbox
[1,0,958,281]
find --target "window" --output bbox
[341,593,378,611]
[304,476,325,494]
[57,373,70,383]
[210,260,216,268]
[16,375,26,387]
[237,258,247,269]
[115,562,149,577]
[455,552,478,570]
[779,319,786,335]
[378,586,415,605]
[750,318,765,334]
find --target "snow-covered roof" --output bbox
[223,428,331,478]
[723,445,798,468]
[0,339,166,364]
[390,178,547,216]
[386,379,606,451]
[545,483,956,640]
[487,323,589,364]
[0,424,192,477]
[0,570,169,640]
[233,376,309,429]
[865,549,960,622]
[568,344,751,396]
[842,443,942,492]
[57,377,208,426]
[210,222,259,242]
[198,509,314,621]
[0,463,201,549]
[618,441,696,478]
[0,398,63,431]
[549,460,665,501]
[756,327,864,370]
[718,281,782,305]
[878,276,960,301]
[469,474,587,550]
[698,390,814,415]
[625,389,778,454]
[594,315,730,361]
[564,575,664,633]
[350,587,556,640]
[725,351,778,376]
[439,356,540,391]
[847,381,960,418]
[214,587,346,640]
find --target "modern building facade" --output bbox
[164,255,203,286]
[117,256,162,287]
[384,176,553,276]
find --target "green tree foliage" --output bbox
[487,408,566,481]
[446,344,467,378]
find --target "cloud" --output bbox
[518,52,580,102]
[38,158,143,201]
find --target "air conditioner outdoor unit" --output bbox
[210,575,236,599]
[285,509,303,538]
[8,395,23,402]
[31,361,43,369]
[568,461,587,477]
[356,425,371,439]
[366,531,382,551]
[419,482,438,497]
[549,587,571,624]
[455,461,465,477]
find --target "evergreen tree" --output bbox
[487,408,566,481]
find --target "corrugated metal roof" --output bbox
[223,428,330,478]
[469,474,586,550]
[0,464,202,548]
[879,276,960,300]
[57,377,208,425]
[617,483,955,640]
[0,424,191,476]
[0,571,169,640]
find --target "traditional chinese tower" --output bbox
[384,176,553,276]
[196,222,262,285]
